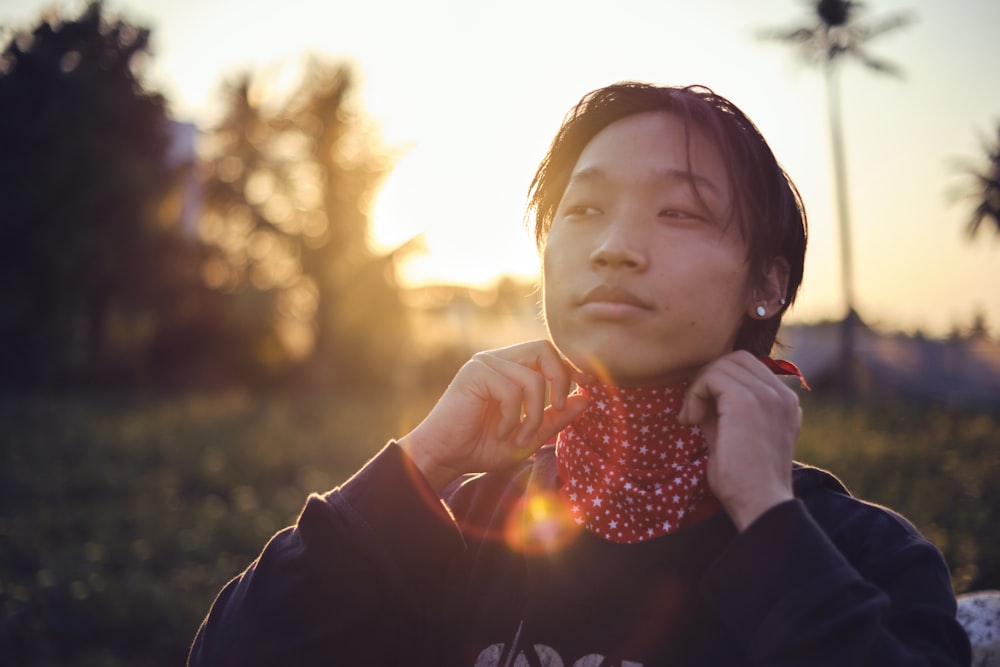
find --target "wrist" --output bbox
[726,490,794,533]
[397,433,460,493]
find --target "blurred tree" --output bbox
[196,75,297,382]
[199,60,413,388]
[960,124,1000,239]
[0,1,201,388]
[761,0,914,394]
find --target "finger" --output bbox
[503,341,572,411]
[536,347,578,411]
[491,340,578,411]
[678,355,764,425]
[464,358,525,440]
[680,353,798,427]
[474,353,550,443]
[527,393,592,450]
[729,351,805,398]
[678,377,711,426]
[725,352,802,415]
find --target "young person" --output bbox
[188,82,971,666]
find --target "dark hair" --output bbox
[527,81,807,356]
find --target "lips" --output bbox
[580,284,652,309]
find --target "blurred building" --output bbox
[781,318,1000,410]
[165,119,201,239]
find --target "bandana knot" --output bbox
[555,382,716,543]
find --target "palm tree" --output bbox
[961,125,1000,239]
[762,0,914,393]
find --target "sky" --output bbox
[2,0,998,337]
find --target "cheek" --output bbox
[697,243,753,298]
[540,242,569,302]
[539,251,560,332]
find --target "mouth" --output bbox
[579,284,652,310]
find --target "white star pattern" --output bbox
[555,382,712,544]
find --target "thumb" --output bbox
[679,382,712,426]
[533,394,591,447]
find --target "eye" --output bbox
[658,208,702,221]
[563,204,602,218]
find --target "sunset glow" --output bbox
[2,0,997,336]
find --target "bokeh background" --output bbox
[0,1,998,664]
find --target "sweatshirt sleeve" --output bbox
[187,441,465,667]
[700,499,972,666]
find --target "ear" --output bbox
[748,257,790,320]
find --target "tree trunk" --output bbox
[825,59,857,396]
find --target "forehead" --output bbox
[569,111,730,202]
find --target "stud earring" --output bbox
[779,298,787,306]
[755,305,767,317]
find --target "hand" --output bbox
[398,340,593,492]
[678,351,801,532]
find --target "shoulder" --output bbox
[792,462,947,576]
[793,462,920,534]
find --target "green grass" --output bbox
[0,389,436,667]
[0,390,997,665]
[796,397,1000,594]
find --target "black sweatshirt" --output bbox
[188,442,971,666]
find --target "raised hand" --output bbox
[678,351,802,532]
[398,340,593,492]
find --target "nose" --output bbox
[589,217,648,271]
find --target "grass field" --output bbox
[1,388,997,666]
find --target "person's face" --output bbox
[542,111,758,387]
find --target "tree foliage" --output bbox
[761,0,915,72]
[0,1,203,388]
[0,2,413,391]
[199,61,413,388]
[962,125,1000,239]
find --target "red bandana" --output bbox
[555,383,718,544]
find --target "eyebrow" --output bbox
[565,166,724,200]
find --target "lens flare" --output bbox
[504,489,581,555]
[576,353,614,387]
